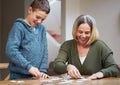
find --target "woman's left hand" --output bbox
[87,72,104,80]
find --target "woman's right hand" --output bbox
[67,64,81,79]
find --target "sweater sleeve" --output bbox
[100,53,119,77]
[98,41,120,77]
[5,23,32,71]
[39,27,48,73]
[53,41,70,74]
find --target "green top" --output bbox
[54,39,119,77]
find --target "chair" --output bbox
[0,63,9,80]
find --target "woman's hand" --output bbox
[67,64,81,79]
[88,72,104,80]
[29,66,50,79]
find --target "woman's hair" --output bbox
[72,15,99,45]
[30,0,50,14]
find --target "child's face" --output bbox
[27,7,48,27]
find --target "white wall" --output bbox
[43,0,61,34]
[47,33,60,67]
[61,0,80,41]
[44,0,61,66]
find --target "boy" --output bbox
[6,0,50,80]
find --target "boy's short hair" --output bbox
[30,0,50,14]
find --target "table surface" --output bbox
[0,75,120,85]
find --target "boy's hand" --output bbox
[40,72,50,79]
[29,66,49,79]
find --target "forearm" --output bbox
[40,56,48,73]
[6,49,32,70]
[101,64,119,77]
[6,40,32,70]
[54,61,67,74]
[40,35,48,72]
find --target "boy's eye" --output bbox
[36,16,45,21]
[36,16,40,19]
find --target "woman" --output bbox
[54,15,119,80]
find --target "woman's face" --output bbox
[76,23,91,46]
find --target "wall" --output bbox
[24,0,32,16]
[0,0,1,62]
[44,0,61,35]
[61,0,80,41]
[43,0,61,65]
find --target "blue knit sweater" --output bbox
[6,18,48,76]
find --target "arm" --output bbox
[100,52,119,77]
[100,41,119,77]
[6,23,32,71]
[54,40,82,78]
[54,41,70,74]
[90,40,119,79]
[39,28,48,73]
[88,53,119,80]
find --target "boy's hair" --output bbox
[30,0,50,14]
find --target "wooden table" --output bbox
[0,75,120,85]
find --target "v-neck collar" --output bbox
[74,40,92,66]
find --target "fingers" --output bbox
[40,72,50,79]
[28,66,50,79]
[87,74,97,80]
[67,64,81,79]
[28,67,41,78]
[68,69,81,79]
[87,72,104,80]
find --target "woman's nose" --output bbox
[81,33,86,37]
